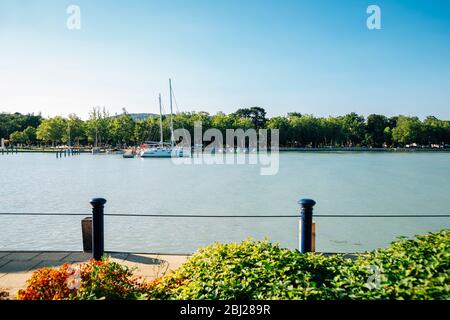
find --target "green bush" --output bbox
[73,259,149,300]
[352,230,450,299]
[148,230,449,300]
[18,230,449,300]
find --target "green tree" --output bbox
[235,107,267,129]
[423,116,449,145]
[383,127,393,146]
[2,108,449,149]
[211,112,235,135]
[365,114,389,147]
[64,114,85,146]
[287,112,302,118]
[392,116,423,146]
[321,117,346,147]
[85,107,111,146]
[36,117,67,146]
[134,119,152,144]
[9,131,27,144]
[23,126,37,145]
[109,109,135,146]
[267,116,290,146]
[0,113,42,139]
[9,127,37,145]
[339,113,366,146]
[287,114,323,147]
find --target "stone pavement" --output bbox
[0,251,190,299]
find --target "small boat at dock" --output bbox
[123,151,135,158]
[123,147,137,158]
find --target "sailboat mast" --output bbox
[169,78,175,148]
[68,122,71,149]
[95,126,98,148]
[159,93,163,146]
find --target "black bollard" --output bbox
[90,198,106,260]
[298,198,316,253]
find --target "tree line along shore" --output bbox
[1,107,450,149]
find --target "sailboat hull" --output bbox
[140,148,187,158]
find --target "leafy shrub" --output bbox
[353,230,450,299]
[147,240,354,299]
[148,230,449,300]
[18,230,449,300]
[74,259,149,300]
[17,263,75,300]
[18,259,149,300]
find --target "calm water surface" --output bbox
[0,152,449,253]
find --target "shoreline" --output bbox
[2,147,450,154]
[278,147,450,152]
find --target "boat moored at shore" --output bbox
[139,79,190,158]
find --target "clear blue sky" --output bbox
[0,0,449,119]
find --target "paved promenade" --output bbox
[0,251,190,299]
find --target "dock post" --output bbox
[90,198,106,260]
[81,217,92,252]
[298,198,316,253]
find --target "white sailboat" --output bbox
[140,79,185,158]
[91,126,101,154]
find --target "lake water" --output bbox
[0,152,449,253]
